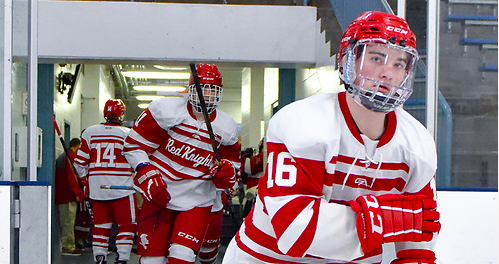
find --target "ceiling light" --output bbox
[157,91,187,96]
[133,85,186,92]
[136,95,165,101]
[138,103,150,109]
[121,71,190,79]
[153,65,188,71]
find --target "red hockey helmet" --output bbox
[188,63,223,114]
[103,99,126,122]
[338,11,419,113]
[339,11,416,57]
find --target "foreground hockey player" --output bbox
[223,11,441,264]
[75,99,138,264]
[123,63,240,264]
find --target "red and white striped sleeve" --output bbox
[74,130,91,178]
[124,107,169,169]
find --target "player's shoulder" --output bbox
[148,97,187,116]
[83,123,104,134]
[275,93,336,117]
[213,109,239,144]
[214,109,237,126]
[111,125,131,136]
[85,123,129,136]
[393,108,436,160]
[147,97,188,127]
[267,93,341,153]
[270,93,339,131]
[394,108,435,143]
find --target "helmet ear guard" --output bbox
[344,48,356,84]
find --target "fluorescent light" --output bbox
[133,85,186,92]
[136,95,165,101]
[138,103,150,109]
[122,71,190,79]
[153,65,188,71]
[157,91,187,96]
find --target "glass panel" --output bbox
[0,0,12,181]
[12,0,29,182]
[11,62,28,181]
[438,1,498,189]
[406,0,498,190]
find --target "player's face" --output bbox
[190,84,218,103]
[355,44,408,95]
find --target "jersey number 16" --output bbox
[266,151,297,188]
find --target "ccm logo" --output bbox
[341,36,351,43]
[178,232,200,243]
[386,26,408,35]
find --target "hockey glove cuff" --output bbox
[391,249,436,264]
[348,194,440,254]
[134,164,170,207]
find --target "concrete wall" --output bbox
[12,0,334,67]
[54,64,115,157]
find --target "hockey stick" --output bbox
[100,184,138,191]
[100,184,150,202]
[53,115,93,218]
[189,62,221,163]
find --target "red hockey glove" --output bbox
[391,249,436,264]
[134,164,171,207]
[348,194,440,254]
[79,176,89,200]
[74,189,85,202]
[209,159,237,189]
[391,260,435,264]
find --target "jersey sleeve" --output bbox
[123,107,169,169]
[219,141,241,170]
[257,104,363,261]
[212,110,241,170]
[74,131,90,178]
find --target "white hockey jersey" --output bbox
[123,97,240,211]
[227,92,437,264]
[74,123,134,201]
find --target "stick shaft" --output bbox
[189,62,221,162]
[53,115,80,186]
[100,184,136,190]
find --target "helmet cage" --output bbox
[187,83,223,114]
[339,39,419,113]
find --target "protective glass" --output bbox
[339,39,420,113]
[187,83,223,114]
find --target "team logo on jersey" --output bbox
[165,138,214,167]
[355,178,370,187]
[140,234,149,249]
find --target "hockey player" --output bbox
[75,99,138,264]
[223,11,441,264]
[123,63,240,264]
